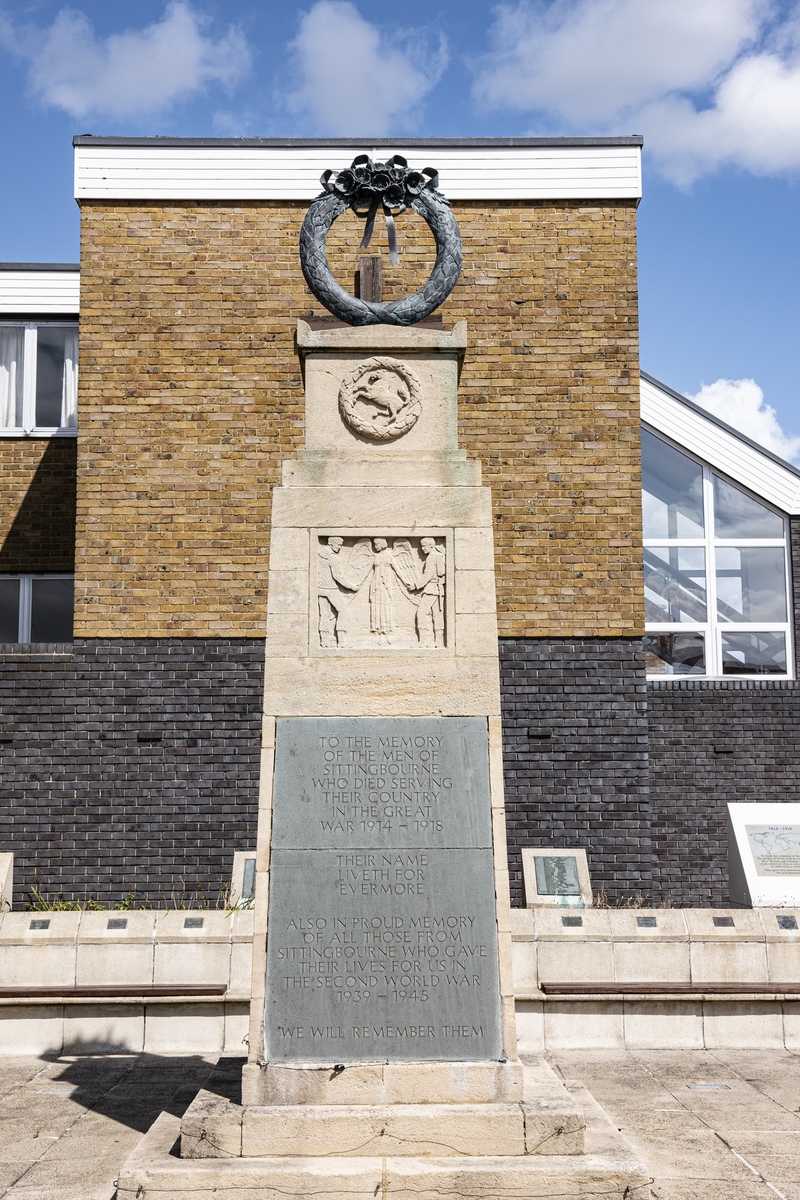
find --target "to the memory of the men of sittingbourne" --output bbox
[265,717,502,1062]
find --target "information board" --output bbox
[728,803,800,907]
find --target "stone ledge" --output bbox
[241,1059,524,1106]
[296,319,468,354]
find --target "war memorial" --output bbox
[1,137,800,1197]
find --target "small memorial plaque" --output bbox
[265,718,502,1062]
[520,847,592,907]
[535,856,580,896]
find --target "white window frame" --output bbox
[643,430,794,680]
[1,574,74,643]
[0,320,78,437]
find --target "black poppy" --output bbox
[404,171,425,195]
[371,172,392,192]
[353,185,376,209]
[352,165,371,185]
[334,169,356,195]
[383,183,406,208]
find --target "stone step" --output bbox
[120,1083,650,1200]
[183,1097,584,1159]
[181,1057,585,1160]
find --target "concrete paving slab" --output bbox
[730,1155,800,1183]
[649,1184,772,1200]
[712,1049,800,1113]
[621,1129,756,1181]
[769,1180,800,1200]
[549,1048,800,1200]
[727,1133,800,1159]
[0,1053,218,1199]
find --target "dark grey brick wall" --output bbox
[499,638,652,907]
[647,679,800,906]
[0,639,264,907]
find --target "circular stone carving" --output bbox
[338,357,423,442]
[299,156,462,327]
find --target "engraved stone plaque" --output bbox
[265,718,502,1062]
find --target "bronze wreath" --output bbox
[299,155,462,327]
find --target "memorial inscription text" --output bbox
[265,718,502,1062]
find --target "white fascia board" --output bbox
[74,144,642,201]
[641,374,800,515]
[0,271,80,315]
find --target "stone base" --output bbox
[189,1058,583,1160]
[241,1059,524,1106]
[117,1078,651,1200]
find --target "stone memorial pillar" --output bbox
[243,318,521,1113]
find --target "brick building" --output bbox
[1,136,797,908]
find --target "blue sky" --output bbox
[1,0,799,456]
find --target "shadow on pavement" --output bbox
[45,1051,246,1136]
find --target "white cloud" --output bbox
[285,1,448,135]
[1,2,250,120]
[689,377,800,463]
[639,48,800,184]
[473,0,800,184]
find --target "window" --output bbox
[642,429,792,678]
[0,576,74,643]
[0,322,78,434]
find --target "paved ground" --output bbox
[550,1049,800,1200]
[0,1053,225,1200]
[0,1049,797,1198]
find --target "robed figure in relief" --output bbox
[316,535,446,648]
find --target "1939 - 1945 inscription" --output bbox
[265,718,502,1062]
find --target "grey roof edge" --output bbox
[641,370,800,483]
[0,263,79,272]
[73,134,644,149]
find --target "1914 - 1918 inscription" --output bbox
[265,718,502,1062]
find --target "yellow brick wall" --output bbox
[75,197,642,638]
[0,440,76,573]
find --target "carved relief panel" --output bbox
[338,357,422,441]
[314,531,451,651]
